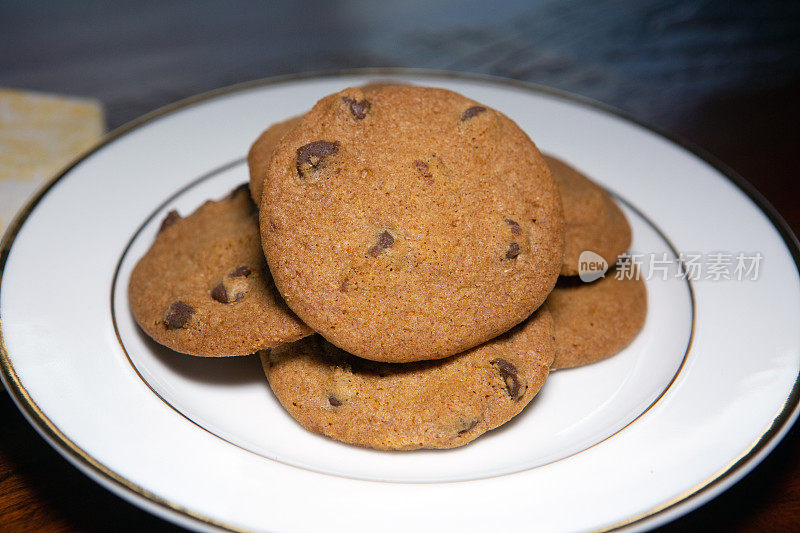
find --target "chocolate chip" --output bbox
[414,160,432,178]
[456,418,479,435]
[211,283,245,304]
[461,106,487,121]
[491,358,527,401]
[164,301,194,329]
[342,96,371,119]
[210,283,229,303]
[211,267,250,303]
[505,218,522,235]
[228,183,249,200]
[506,242,520,259]
[339,273,351,293]
[296,141,340,179]
[158,210,181,233]
[230,291,246,303]
[269,216,282,231]
[368,230,395,257]
[229,266,251,278]
[328,395,342,407]
[378,231,395,247]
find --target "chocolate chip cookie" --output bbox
[544,154,631,276]
[129,186,313,356]
[262,307,555,450]
[546,271,646,369]
[261,85,564,363]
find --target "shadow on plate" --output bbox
[132,326,265,387]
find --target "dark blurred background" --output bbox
[1,0,799,531]
[2,0,799,225]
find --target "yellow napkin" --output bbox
[0,88,104,239]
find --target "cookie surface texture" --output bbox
[261,85,564,363]
[262,307,555,450]
[547,273,646,369]
[129,186,312,356]
[544,154,631,276]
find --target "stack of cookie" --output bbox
[129,84,645,450]
[544,155,647,369]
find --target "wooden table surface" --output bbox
[1,1,799,531]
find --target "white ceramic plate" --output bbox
[1,70,799,532]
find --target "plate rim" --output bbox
[1,67,799,532]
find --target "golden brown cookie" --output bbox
[544,154,631,276]
[248,116,302,205]
[546,272,646,369]
[262,307,555,450]
[261,85,564,363]
[129,186,313,356]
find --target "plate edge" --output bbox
[1,67,799,533]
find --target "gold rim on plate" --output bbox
[1,68,799,532]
